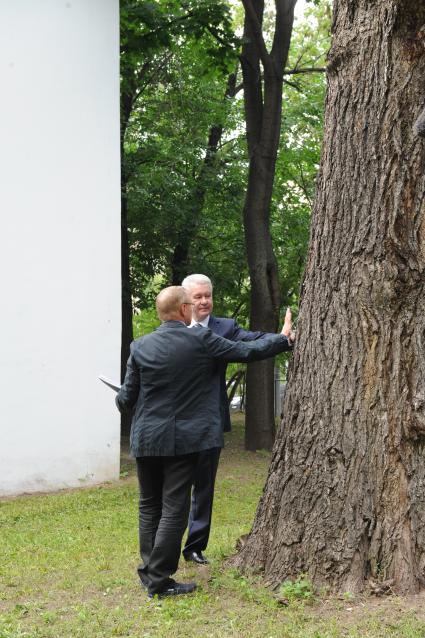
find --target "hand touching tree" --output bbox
[281,307,296,344]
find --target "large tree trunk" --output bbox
[243,154,282,450]
[242,0,296,450]
[234,0,425,593]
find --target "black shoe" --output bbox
[183,550,209,565]
[148,581,197,599]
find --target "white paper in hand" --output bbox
[99,375,121,392]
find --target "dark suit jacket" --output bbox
[116,320,291,457]
[207,316,282,432]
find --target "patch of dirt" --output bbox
[293,589,425,628]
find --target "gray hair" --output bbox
[181,274,213,290]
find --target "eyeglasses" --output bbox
[182,301,194,306]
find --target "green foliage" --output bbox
[121,1,245,309]
[120,0,237,76]
[121,1,331,322]
[133,306,160,338]
[280,574,315,602]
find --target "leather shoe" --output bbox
[183,550,209,565]
[148,581,197,599]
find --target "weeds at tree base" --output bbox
[279,574,315,603]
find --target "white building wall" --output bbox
[0,0,121,496]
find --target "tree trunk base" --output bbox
[232,0,425,596]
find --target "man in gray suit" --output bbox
[116,286,293,598]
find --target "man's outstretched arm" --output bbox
[199,311,295,363]
[231,307,296,346]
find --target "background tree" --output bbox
[126,49,244,301]
[272,0,330,311]
[234,0,425,593]
[120,0,236,385]
[240,0,326,450]
[121,1,329,445]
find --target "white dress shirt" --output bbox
[189,316,210,328]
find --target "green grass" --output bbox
[1,415,425,637]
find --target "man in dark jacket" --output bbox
[181,274,294,565]
[116,286,293,598]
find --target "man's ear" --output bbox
[179,304,187,321]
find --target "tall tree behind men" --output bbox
[121,0,328,440]
[235,1,425,593]
[241,0,297,450]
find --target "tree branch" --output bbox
[271,0,297,68]
[284,66,326,75]
[283,78,302,91]
[241,0,274,75]
[120,10,196,54]
[206,25,230,49]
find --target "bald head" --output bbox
[156,286,191,322]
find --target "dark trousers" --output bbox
[136,453,198,595]
[183,447,221,555]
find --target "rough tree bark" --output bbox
[241,0,297,451]
[234,0,425,593]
